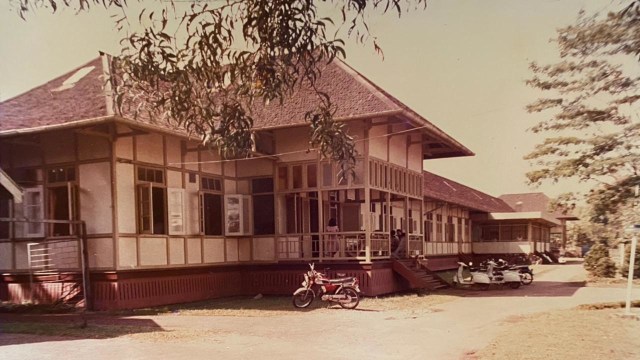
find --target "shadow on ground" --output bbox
[0,313,163,347]
[443,280,585,298]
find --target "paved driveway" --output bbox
[1,263,638,360]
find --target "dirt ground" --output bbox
[1,263,639,360]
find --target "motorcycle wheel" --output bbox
[520,272,533,285]
[337,287,359,309]
[292,290,314,308]
[509,281,521,289]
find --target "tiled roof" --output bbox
[0,58,109,132]
[0,56,401,134]
[423,171,514,213]
[0,54,472,159]
[251,61,400,129]
[498,193,550,213]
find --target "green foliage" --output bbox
[13,0,428,176]
[525,2,640,219]
[620,243,640,279]
[584,242,610,272]
[593,256,617,278]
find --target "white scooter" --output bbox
[453,261,521,290]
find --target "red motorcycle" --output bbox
[292,263,361,309]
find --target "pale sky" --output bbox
[0,0,627,199]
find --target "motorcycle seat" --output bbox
[327,277,354,284]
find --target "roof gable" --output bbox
[0,58,109,132]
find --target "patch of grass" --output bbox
[0,302,77,314]
[577,300,640,310]
[586,275,640,287]
[472,308,640,360]
[109,293,460,318]
[0,322,158,339]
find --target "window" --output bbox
[138,183,167,234]
[481,225,499,242]
[446,216,455,242]
[252,178,275,235]
[424,213,433,242]
[200,193,222,235]
[292,165,303,189]
[457,218,464,243]
[48,182,77,236]
[278,166,288,191]
[137,166,167,235]
[200,176,223,236]
[47,167,77,237]
[307,164,317,188]
[23,187,44,238]
[435,214,443,242]
[47,167,75,183]
[137,167,163,183]
[202,177,221,191]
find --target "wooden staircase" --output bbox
[392,258,449,291]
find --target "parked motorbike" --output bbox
[292,263,361,309]
[453,261,521,290]
[494,259,533,285]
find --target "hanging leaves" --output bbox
[14,0,427,174]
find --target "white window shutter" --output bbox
[168,188,185,235]
[23,186,44,238]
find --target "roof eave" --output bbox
[398,110,474,159]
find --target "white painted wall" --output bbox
[139,237,167,266]
[203,237,225,263]
[473,242,531,254]
[407,135,423,172]
[238,238,251,261]
[78,134,110,160]
[347,120,366,155]
[369,124,388,161]
[166,170,182,188]
[274,127,317,162]
[41,131,75,164]
[118,237,137,268]
[388,127,407,167]
[168,237,185,265]
[201,150,222,175]
[184,141,199,171]
[165,136,182,168]
[116,163,136,233]
[79,162,113,234]
[87,237,114,268]
[253,237,276,261]
[136,133,164,165]
[186,237,202,264]
[237,158,273,177]
[115,136,133,160]
[226,237,239,261]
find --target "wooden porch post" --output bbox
[404,196,409,257]
[364,123,371,263]
[527,222,533,253]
